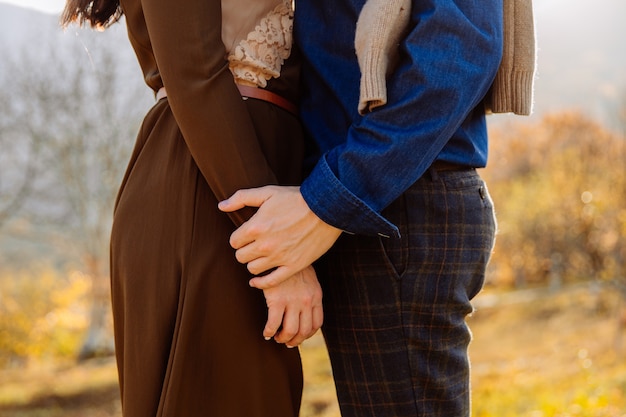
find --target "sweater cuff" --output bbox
[488,69,535,116]
[358,46,389,114]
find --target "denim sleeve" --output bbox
[301,0,503,237]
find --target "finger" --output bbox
[229,226,252,251]
[264,304,285,340]
[285,327,310,348]
[312,304,324,333]
[235,240,282,270]
[218,187,273,213]
[229,213,271,251]
[274,309,299,346]
[249,266,295,289]
[233,243,263,265]
[245,256,280,276]
[286,308,313,348]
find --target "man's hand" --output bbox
[218,185,342,289]
[262,265,323,347]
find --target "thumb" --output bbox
[218,186,274,212]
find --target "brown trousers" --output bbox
[110,97,304,417]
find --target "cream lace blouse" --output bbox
[222,0,293,88]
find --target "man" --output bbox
[219,0,508,415]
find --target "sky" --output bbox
[1,0,65,14]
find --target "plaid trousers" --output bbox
[316,167,496,417]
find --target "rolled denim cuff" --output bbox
[300,156,400,238]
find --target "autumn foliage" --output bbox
[484,111,626,290]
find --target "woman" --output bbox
[61,0,322,415]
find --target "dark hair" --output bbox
[60,0,123,29]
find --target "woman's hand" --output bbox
[262,265,323,348]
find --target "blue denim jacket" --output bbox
[295,0,503,238]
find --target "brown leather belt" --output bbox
[156,85,298,116]
[236,84,298,116]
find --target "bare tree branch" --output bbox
[0,22,152,358]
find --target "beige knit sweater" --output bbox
[355,0,536,116]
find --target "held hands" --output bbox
[219,185,340,346]
[218,185,342,289]
[262,265,323,347]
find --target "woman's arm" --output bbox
[139,0,277,226]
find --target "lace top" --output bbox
[227,0,293,88]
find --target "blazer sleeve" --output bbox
[140,0,278,226]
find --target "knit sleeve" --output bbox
[486,0,536,116]
[354,0,411,115]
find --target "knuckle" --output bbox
[298,329,309,340]
[247,222,269,237]
[281,331,295,341]
[256,240,274,255]
[282,326,297,340]
[303,293,318,307]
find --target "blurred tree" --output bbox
[0,27,150,360]
[0,73,38,227]
[485,111,626,293]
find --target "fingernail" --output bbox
[264,336,271,341]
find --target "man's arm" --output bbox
[296,0,504,237]
[218,186,342,289]
[220,0,504,286]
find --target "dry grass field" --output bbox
[468,284,626,417]
[0,283,624,417]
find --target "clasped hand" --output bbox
[262,265,323,348]
[219,185,342,346]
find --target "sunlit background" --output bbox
[0,0,624,416]
[0,0,64,13]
